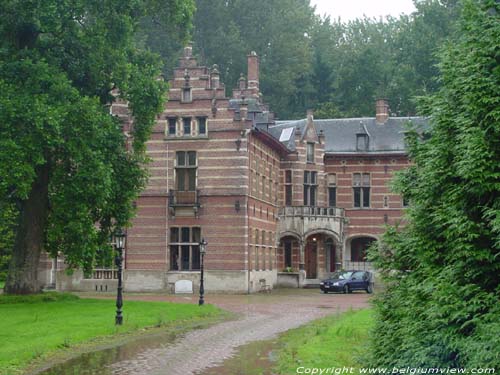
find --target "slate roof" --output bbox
[228,97,429,154]
[269,117,429,154]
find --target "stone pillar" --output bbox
[299,239,305,270]
[210,64,220,89]
[298,239,306,287]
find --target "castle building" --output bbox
[47,46,427,293]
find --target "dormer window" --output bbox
[181,88,191,103]
[356,134,369,151]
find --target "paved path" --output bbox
[105,290,370,375]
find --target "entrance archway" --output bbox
[345,235,377,270]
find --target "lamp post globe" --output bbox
[113,228,126,325]
[199,238,207,306]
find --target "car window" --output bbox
[352,271,365,280]
[340,271,353,279]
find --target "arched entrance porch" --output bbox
[344,235,377,271]
[304,230,341,281]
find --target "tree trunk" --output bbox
[5,164,50,294]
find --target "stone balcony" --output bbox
[168,189,201,217]
[277,206,344,240]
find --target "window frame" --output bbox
[328,173,337,207]
[197,116,207,136]
[284,170,293,206]
[353,173,370,208]
[306,142,315,163]
[181,87,192,103]
[182,117,192,136]
[284,239,292,268]
[176,151,197,192]
[169,227,201,271]
[167,117,177,136]
[303,171,318,206]
[356,134,369,151]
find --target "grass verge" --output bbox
[0,292,226,375]
[274,309,374,373]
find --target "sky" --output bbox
[309,0,417,22]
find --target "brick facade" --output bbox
[43,46,426,293]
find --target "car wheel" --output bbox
[343,284,350,294]
[323,290,328,294]
[366,284,373,294]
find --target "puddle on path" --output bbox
[199,338,282,375]
[32,330,178,375]
[32,333,282,375]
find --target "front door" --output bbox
[305,242,317,279]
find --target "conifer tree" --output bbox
[369,0,500,367]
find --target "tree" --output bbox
[0,0,194,294]
[308,1,460,119]
[193,0,315,119]
[0,200,17,282]
[368,0,500,367]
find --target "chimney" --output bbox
[247,51,259,90]
[307,109,314,126]
[376,99,389,124]
[210,64,220,89]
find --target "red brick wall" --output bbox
[324,154,409,241]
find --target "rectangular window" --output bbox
[182,88,191,103]
[176,151,197,192]
[197,117,207,135]
[269,232,274,270]
[285,185,292,206]
[261,232,266,270]
[284,240,292,268]
[353,173,370,208]
[402,195,409,207]
[328,174,337,207]
[183,118,191,136]
[306,143,315,163]
[303,171,317,206]
[255,229,259,270]
[169,227,201,271]
[168,118,177,136]
[329,187,337,207]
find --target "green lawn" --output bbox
[274,309,374,373]
[0,293,224,374]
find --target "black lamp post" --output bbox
[113,228,126,325]
[199,238,207,306]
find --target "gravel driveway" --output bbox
[109,289,371,375]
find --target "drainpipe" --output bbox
[246,131,251,294]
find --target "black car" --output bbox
[320,270,373,294]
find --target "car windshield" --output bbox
[332,271,353,280]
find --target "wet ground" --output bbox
[33,289,370,375]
